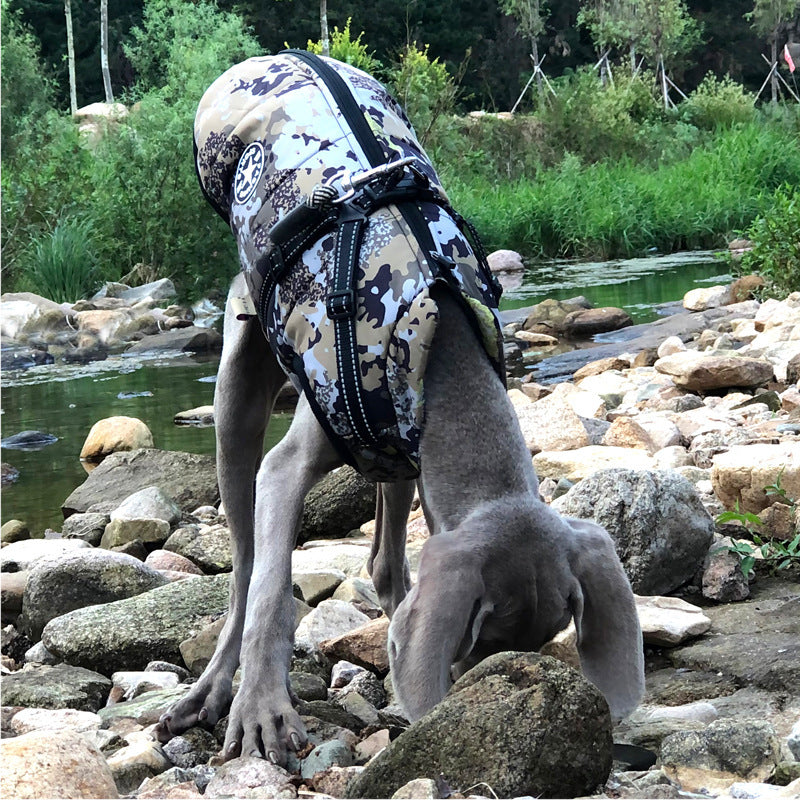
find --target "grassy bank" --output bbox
[439,121,800,260]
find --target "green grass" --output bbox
[442,122,800,260]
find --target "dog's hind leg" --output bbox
[157,276,287,740]
[367,481,414,617]
[223,395,341,765]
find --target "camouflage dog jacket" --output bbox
[195,52,503,481]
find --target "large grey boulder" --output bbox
[553,469,714,594]
[41,574,230,674]
[124,327,222,355]
[1,538,90,573]
[299,466,376,544]
[62,448,218,517]
[22,549,168,640]
[345,653,612,799]
[0,663,112,711]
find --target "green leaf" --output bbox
[740,556,756,576]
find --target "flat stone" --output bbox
[9,707,103,735]
[42,575,230,673]
[99,686,191,725]
[391,778,440,799]
[292,544,369,577]
[174,406,214,426]
[101,517,171,549]
[62,448,219,516]
[533,446,655,482]
[1,538,90,573]
[293,569,347,605]
[655,351,774,392]
[111,486,182,525]
[635,595,711,646]
[0,663,111,711]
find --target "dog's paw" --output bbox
[154,679,232,743]
[222,687,307,766]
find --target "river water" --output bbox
[1,251,730,535]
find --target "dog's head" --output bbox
[388,499,644,723]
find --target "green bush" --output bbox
[737,184,800,296]
[541,67,663,162]
[305,18,382,76]
[680,73,755,130]
[389,43,457,144]
[18,216,99,303]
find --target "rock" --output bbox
[164,525,232,573]
[390,778,440,799]
[138,769,204,799]
[356,729,391,763]
[657,335,687,357]
[112,670,180,700]
[295,599,371,655]
[345,653,612,800]
[1,462,20,485]
[299,467,376,544]
[319,617,390,673]
[61,512,110,546]
[788,720,800,761]
[487,249,524,272]
[204,757,296,798]
[553,469,714,595]
[101,517,171,550]
[534,445,655,482]
[313,766,365,796]
[522,298,588,334]
[332,660,367,688]
[22,548,168,639]
[711,443,800,514]
[41,574,230,673]
[161,727,218,768]
[125,326,223,355]
[80,416,155,465]
[669,579,799,694]
[118,278,177,304]
[99,686,190,725]
[111,486,182,525]
[63,448,219,516]
[660,719,780,793]
[1,663,111,711]
[514,392,589,452]
[290,671,328,701]
[1,538,90,573]
[635,596,711,646]
[602,416,658,453]
[9,707,103,735]
[563,306,633,337]
[25,641,60,665]
[515,330,559,346]
[653,445,693,470]
[0,729,119,799]
[292,543,370,577]
[1,570,28,617]
[293,569,347,605]
[179,614,225,675]
[106,739,172,795]
[1,519,30,544]
[332,577,381,610]
[174,406,215,426]
[683,285,734,311]
[654,351,774,392]
[302,739,354,780]
[145,549,204,575]
[703,538,750,602]
[337,671,386,709]
[572,356,631,381]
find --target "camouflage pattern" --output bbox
[195,53,503,481]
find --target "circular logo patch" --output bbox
[233,142,266,205]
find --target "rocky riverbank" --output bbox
[1,279,799,799]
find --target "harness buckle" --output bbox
[327,288,357,320]
[333,156,416,204]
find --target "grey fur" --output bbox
[155,281,644,763]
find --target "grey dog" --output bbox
[156,54,644,765]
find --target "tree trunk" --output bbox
[659,55,669,109]
[770,35,778,103]
[100,0,114,102]
[320,0,329,57]
[630,44,636,75]
[532,39,544,104]
[64,0,77,114]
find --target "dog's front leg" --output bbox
[157,278,285,741]
[223,397,341,764]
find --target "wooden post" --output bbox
[64,0,77,114]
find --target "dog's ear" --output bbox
[388,536,493,722]
[566,517,645,722]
